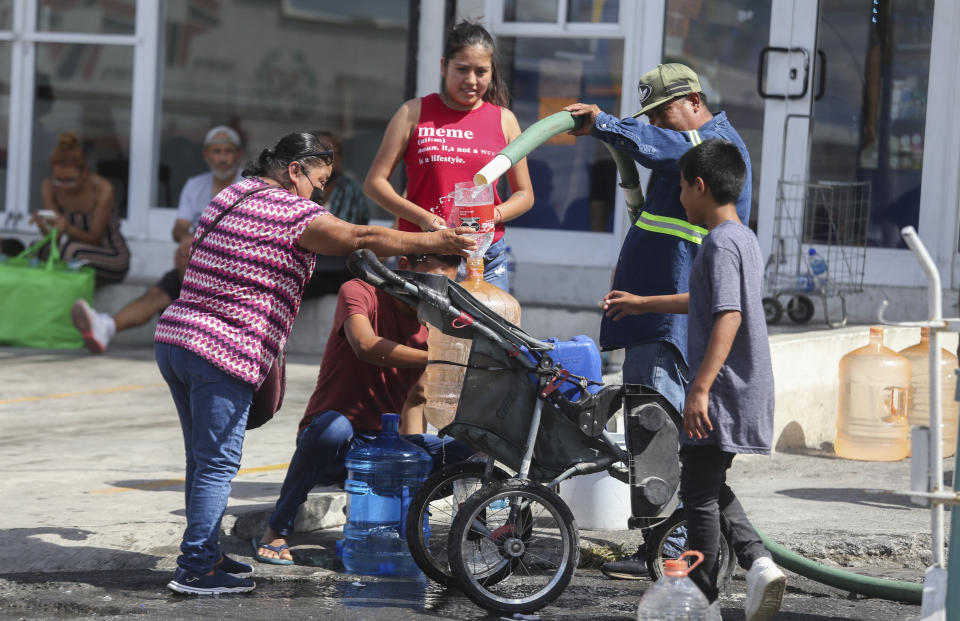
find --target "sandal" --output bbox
[251,537,294,565]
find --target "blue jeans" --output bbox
[622,340,689,416]
[268,410,474,536]
[457,237,509,292]
[155,343,252,575]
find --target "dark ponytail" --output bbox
[443,21,509,108]
[242,131,334,190]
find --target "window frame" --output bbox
[2,0,161,240]
[478,0,664,268]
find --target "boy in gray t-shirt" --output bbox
[604,139,785,620]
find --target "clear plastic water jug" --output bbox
[422,236,521,430]
[341,413,433,575]
[835,327,910,461]
[636,550,711,620]
[900,327,959,458]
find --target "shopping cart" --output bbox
[764,180,870,328]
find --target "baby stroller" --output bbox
[347,250,731,614]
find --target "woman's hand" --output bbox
[419,213,447,232]
[425,226,477,256]
[603,290,647,320]
[50,214,68,233]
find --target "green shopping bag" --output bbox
[0,229,95,349]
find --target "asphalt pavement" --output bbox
[0,345,947,620]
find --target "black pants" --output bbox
[679,444,770,602]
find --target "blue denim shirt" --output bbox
[591,111,752,360]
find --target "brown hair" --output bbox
[49,132,87,169]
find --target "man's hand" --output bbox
[563,103,603,136]
[603,290,648,320]
[682,387,713,440]
[427,226,477,257]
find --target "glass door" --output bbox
[756,0,937,288]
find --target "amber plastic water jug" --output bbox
[835,327,910,461]
[899,328,959,458]
[422,257,521,430]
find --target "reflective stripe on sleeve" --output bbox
[634,210,707,244]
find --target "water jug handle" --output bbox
[883,386,908,422]
[679,550,704,573]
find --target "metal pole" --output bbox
[901,226,945,567]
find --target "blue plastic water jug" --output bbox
[544,335,603,401]
[341,413,432,576]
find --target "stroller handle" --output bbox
[347,249,411,291]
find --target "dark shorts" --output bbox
[156,268,183,301]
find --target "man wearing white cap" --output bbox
[171,125,244,243]
[70,125,243,354]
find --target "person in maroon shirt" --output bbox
[254,253,473,564]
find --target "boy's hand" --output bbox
[682,387,713,440]
[563,103,602,136]
[602,290,646,320]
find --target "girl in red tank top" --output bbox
[364,21,534,291]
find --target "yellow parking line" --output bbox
[0,383,166,406]
[90,463,290,494]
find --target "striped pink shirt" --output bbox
[156,177,327,385]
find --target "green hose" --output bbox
[475,111,644,221]
[755,526,922,604]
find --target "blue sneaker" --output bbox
[218,554,254,578]
[167,567,255,595]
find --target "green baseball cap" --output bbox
[632,63,702,118]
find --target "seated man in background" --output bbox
[254,253,473,564]
[301,131,372,299]
[70,125,244,353]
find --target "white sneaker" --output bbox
[745,556,786,621]
[71,299,114,354]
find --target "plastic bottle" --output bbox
[834,327,911,461]
[899,328,959,458]
[422,250,521,430]
[807,248,828,289]
[636,550,711,620]
[341,413,433,576]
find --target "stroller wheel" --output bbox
[448,479,579,615]
[405,461,510,586]
[644,507,736,590]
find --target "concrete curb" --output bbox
[229,492,347,542]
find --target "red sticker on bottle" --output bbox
[458,203,495,234]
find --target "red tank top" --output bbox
[402,93,506,242]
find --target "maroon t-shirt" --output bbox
[299,279,427,433]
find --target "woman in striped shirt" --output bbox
[154,131,473,595]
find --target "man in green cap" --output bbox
[565,64,782,619]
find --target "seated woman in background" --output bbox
[31,132,130,285]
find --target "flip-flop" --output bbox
[251,537,294,565]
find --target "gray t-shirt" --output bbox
[685,220,774,454]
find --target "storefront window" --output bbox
[157,0,407,220]
[499,36,623,232]
[36,0,136,35]
[568,0,619,23]
[504,0,559,23]
[31,44,133,217]
[811,0,933,248]
[663,0,770,228]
